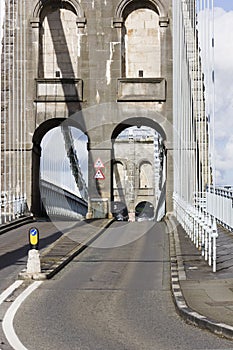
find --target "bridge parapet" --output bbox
[40,180,87,220]
[206,186,233,232]
[173,0,217,272]
[173,193,218,272]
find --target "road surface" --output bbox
[6,221,233,349]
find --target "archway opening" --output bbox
[32,121,88,218]
[112,122,165,221]
[111,201,129,221]
[135,201,154,221]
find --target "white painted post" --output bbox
[212,218,218,273]
[208,215,212,266]
[201,213,205,256]
[204,213,208,261]
[195,208,199,248]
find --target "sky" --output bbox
[207,2,233,185]
[41,127,88,196]
[214,0,233,12]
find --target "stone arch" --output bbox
[32,118,87,146]
[33,0,85,18]
[139,159,152,167]
[124,8,160,78]
[37,1,82,79]
[111,116,167,142]
[111,117,166,217]
[113,158,127,170]
[114,0,167,19]
[113,0,169,78]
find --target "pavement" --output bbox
[166,214,233,341]
[0,215,35,235]
[2,215,233,340]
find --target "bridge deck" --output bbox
[19,219,113,280]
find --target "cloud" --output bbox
[198,7,233,186]
[213,1,233,13]
[213,8,233,185]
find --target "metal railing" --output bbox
[1,194,28,225]
[206,186,233,232]
[40,180,88,220]
[173,193,218,272]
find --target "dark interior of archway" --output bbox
[135,201,154,218]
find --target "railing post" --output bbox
[194,208,199,248]
[201,212,205,256]
[204,213,208,261]
[212,218,218,273]
[208,215,212,266]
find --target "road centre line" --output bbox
[2,281,43,350]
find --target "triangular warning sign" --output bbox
[94,169,105,180]
[94,158,104,168]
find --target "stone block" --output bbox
[35,78,83,102]
[117,78,166,102]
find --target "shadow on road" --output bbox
[0,230,63,270]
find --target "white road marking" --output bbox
[0,281,23,305]
[2,281,43,350]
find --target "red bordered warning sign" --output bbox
[94,158,104,168]
[94,169,105,180]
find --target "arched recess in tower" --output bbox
[122,7,161,78]
[112,123,166,221]
[39,1,79,79]
[139,161,153,189]
[118,0,162,79]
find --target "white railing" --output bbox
[206,186,233,232]
[1,194,28,225]
[40,180,88,220]
[172,0,216,271]
[173,193,218,272]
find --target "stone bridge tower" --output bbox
[1,0,173,219]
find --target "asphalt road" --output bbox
[13,221,233,350]
[0,219,77,293]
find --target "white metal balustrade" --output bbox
[40,180,88,220]
[173,193,218,272]
[206,187,233,231]
[173,0,218,272]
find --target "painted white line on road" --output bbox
[0,280,23,305]
[2,281,43,350]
